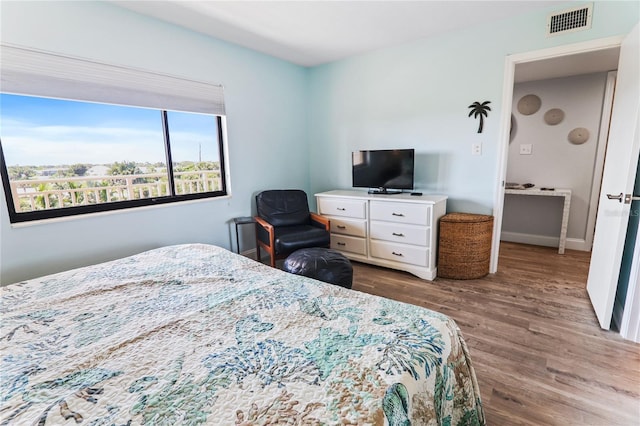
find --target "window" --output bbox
[0,44,227,223]
[0,94,226,223]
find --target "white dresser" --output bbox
[315,190,447,280]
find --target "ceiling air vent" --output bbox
[547,3,593,36]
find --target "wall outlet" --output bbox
[520,144,532,155]
[472,142,482,156]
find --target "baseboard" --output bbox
[500,232,590,252]
[501,231,559,248]
[565,238,590,252]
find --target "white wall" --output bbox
[502,73,608,249]
[0,1,309,284]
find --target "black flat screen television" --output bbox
[352,149,414,194]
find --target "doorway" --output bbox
[501,70,617,252]
[492,29,640,339]
[491,36,624,273]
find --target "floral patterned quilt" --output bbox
[1,244,484,425]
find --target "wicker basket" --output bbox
[438,213,494,279]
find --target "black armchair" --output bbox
[255,190,330,267]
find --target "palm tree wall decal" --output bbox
[468,101,491,133]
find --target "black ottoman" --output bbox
[283,248,353,289]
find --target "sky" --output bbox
[0,94,220,167]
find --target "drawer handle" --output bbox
[337,242,346,246]
[392,232,404,237]
[337,225,347,229]
[392,212,404,217]
[337,207,346,211]
[391,251,404,257]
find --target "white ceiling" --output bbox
[111,0,568,67]
[110,0,621,81]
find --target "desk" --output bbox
[233,216,255,254]
[504,188,571,254]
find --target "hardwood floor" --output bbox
[350,242,640,425]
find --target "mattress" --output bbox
[1,243,484,425]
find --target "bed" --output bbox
[1,244,484,425]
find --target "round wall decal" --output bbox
[544,108,564,125]
[517,94,541,115]
[568,127,590,145]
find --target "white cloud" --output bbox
[2,122,166,165]
[1,117,221,166]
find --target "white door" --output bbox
[587,24,640,329]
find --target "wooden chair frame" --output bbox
[255,213,330,267]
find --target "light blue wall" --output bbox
[0,1,309,284]
[1,1,638,285]
[307,2,639,214]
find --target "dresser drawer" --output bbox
[370,221,429,246]
[370,201,431,225]
[330,217,367,237]
[331,234,367,255]
[318,198,367,219]
[369,240,429,267]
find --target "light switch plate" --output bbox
[472,142,482,156]
[520,144,532,155]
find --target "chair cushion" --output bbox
[274,225,330,254]
[283,248,353,289]
[256,190,310,227]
